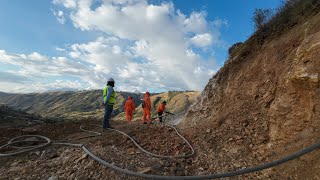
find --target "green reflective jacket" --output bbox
[103,85,116,105]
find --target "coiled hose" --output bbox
[0,123,319,179]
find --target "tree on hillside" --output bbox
[253,8,273,30]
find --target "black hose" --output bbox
[0,135,51,157]
[1,124,319,179]
[82,140,320,179]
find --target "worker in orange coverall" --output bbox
[142,92,152,124]
[157,100,166,123]
[124,96,135,123]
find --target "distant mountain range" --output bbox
[0,90,200,122]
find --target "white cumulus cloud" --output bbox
[0,80,84,93]
[52,0,77,9]
[190,33,213,47]
[0,0,227,93]
[52,0,226,90]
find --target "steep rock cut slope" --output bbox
[182,4,320,179]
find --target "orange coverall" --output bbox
[157,103,166,122]
[142,92,151,123]
[157,103,165,113]
[124,96,135,122]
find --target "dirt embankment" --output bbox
[182,3,320,180]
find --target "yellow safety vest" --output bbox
[103,85,116,105]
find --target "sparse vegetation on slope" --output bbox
[0,104,45,128]
[114,91,200,122]
[0,90,142,120]
[0,90,199,123]
[183,1,320,179]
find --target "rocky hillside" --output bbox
[0,104,44,128]
[182,0,320,179]
[0,90,199,122]
[0,90,142,120]
[116,91,199,123]
[1,1,319,179]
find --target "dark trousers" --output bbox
[103,104,113,128]
[158,112,163,122]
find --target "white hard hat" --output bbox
[107,77,115,82]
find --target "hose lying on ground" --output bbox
[79,123,195,158]
[0,123,194,159]
[0,135,51,156]
[0,123,319,179]
[82,140,320,179]
[107,124,195,158]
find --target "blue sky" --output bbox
[0,0,282,93]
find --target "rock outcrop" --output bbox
[182,2,320,179]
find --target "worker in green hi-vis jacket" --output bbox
[102,78,116,129]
